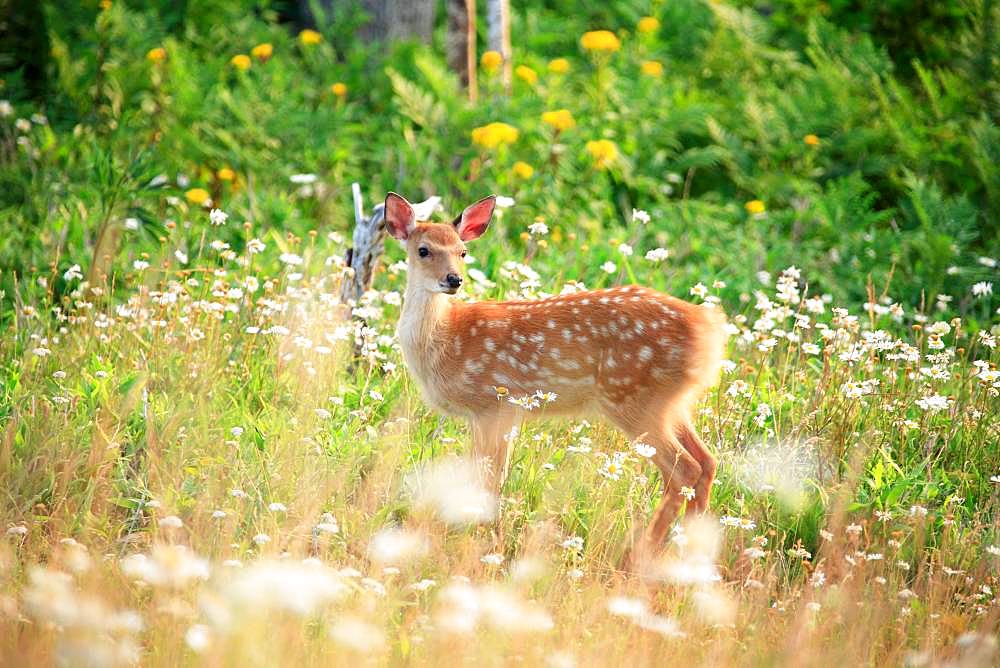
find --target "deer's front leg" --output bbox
[471,413,517,495]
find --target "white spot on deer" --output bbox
[549,348,562,359]
[562,329,573,342]
[581,298,590,305]
[599,297,610,305]
[572,307,580,315]
[658,337,671,348]
[513,332,527,344]
[585,354,595,364]
[558,359,581,371]
[634,321,646,335]
[464,358,485,374]
[470,327,479,337]
[613,296,624,304]
[484,338,496,352]
[512,343,522,354]
[493,372,513,385]
[606,354,617,369]
[547,319,557,329]
[530,332,546,345]
[476,320,485,326]
[609,321,619,335]
[639,346,653,362]
[631,296,641,302]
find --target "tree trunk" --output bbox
[447,0,478,101]
[297,1,434,43]
[340,183,387,308]
[487,0,512,93]
[358,0,435,44]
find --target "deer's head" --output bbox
[385,192,496,295]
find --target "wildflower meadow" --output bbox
[1,1,998,665]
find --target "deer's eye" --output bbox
[460,250,467,258]
[418,247,430,258]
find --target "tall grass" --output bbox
[1,221,997,665]
[1,0,998,664]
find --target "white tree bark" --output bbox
[487,0,512,93]
[340,183,387,307]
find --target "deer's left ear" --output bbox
[453,195,496,242]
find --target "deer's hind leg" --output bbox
[676,421,716,514]
[604,399,702,571]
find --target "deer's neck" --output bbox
[398,285,452,361]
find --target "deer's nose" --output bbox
[445,273,463,289]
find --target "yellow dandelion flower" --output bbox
[580,30,621,53]
[586,139,618,169]
[804,134,821,146]
[515,65,538,85]
[481,50,503,72]
[547,58,570,74]
[745,200,766,215]
[640,60,664,77]
[637,17,660,34]
[471,122,519,149]
[185,188,210,206]
[146,47,166,63]
[331,82,347,97]
[251,43,273,62]
[512,161,534,178]
[541,109,576,132]
[494,385,509,399]
[217,167,235,182]
[99,0,112,10]
[299,29,322,45]
[230,54,251,71]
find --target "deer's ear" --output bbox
[385,192,416,241]
[453,195,496,242]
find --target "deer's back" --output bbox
[416,285,726,418]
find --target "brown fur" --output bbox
[389,196,729,570]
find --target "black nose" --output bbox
[446,273,463,289]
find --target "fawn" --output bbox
[385,192,729,567]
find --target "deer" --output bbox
[385,192,729,569]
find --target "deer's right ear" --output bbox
[385,192,416,241]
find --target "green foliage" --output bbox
[738,0,975,73]
[2,0,992,320]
